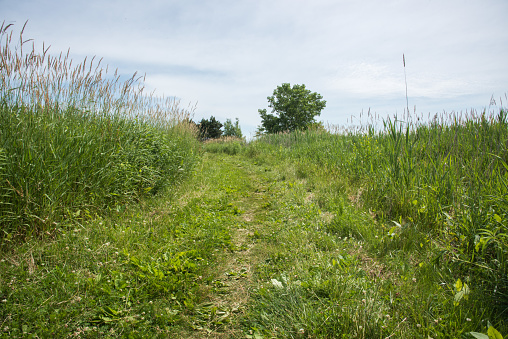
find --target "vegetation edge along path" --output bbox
[1,148,504,338]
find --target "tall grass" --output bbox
[202,136,246,155]
[0,22,198,243]
[249,105,508,319]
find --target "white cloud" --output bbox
[326,61,404,98]
[2,0,507,137]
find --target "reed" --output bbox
[248,103,508,319]
[0,22,198,243]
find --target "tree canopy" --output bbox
[223,118,243,138]
[258,83,326,134]
[198,116,223,139]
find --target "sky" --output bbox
[2,0,508,138]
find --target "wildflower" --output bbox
[417,324,421,328]
[466,318,471,322]
[271,279,283,289]
[299,328,305,334]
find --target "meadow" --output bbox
[237,107,508,338]
[1,23,507,338]
[0,22,198,242]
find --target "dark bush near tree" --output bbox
[198,116,223,139]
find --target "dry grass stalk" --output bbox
[0,21,195,129]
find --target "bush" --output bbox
[223,118,243,138]
[202,137,245,155]
[198,116,223,139]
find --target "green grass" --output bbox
[0,23,198,242]
[2,122,507,337]
[240,110,508,337]
[1,22,507,338]
[202,137,247,155]
[234,152,481,338]
[0,154,241,337]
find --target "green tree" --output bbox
[223,118,243,138]
[198,116,223,140]
[258,83,326,134]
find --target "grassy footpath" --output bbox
[205,139,506,338]
[3,23,505,338]
[2,22,506,338]
[1,144,506,338]
[0,151,264,337]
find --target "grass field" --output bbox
[1,23,507,338]
[3,135,507,337]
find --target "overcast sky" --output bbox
[2,0,507,138]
